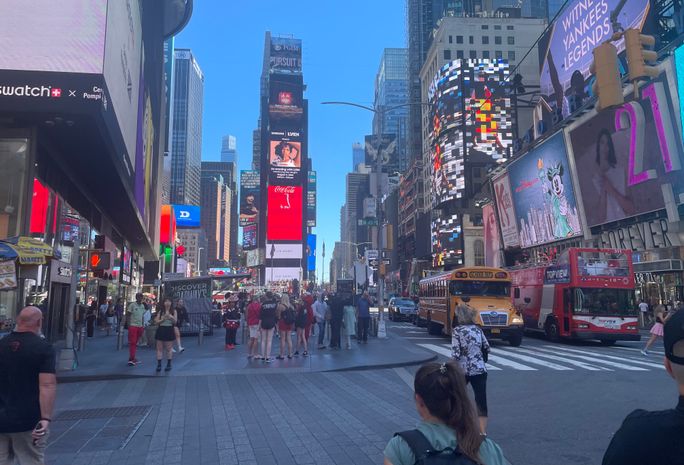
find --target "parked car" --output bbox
[388,297,417,322]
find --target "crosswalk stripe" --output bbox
[490,348,572,370]
[544,346,665,370]
[507,347,608,371]
[416,343,502,370]
[486,353,538,370]
[535,346,647,371]
[613,346,665,356]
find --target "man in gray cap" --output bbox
[602,308,684,464]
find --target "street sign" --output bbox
[382,259,391,265]
[357,218,378,226]
[365,249,379,260]
[381,250,390,259]
[368,259,379,267]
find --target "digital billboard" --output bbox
[269,37,303,75]
[306,234,316,272]
[431,134,465,206]
[269,74,304,128]
[462,59,513,162]
[483,204,502,268]
[265,243,303,260]
[307,171,316,227]
[507,132,582,248]
[266,186,303,241]
[172,204,201,228]
[428,60,464,142]
[492,174,519,248]
[239,170,260,226]
[431,214,463,268]
[242,224,257,250]
[568,64,684,228]
[268,131,302,184]
[538,0,650,119]
[265,267,301,282]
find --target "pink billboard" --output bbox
[492,174,519,249]
[483,204,502,268]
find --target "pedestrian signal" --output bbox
[89,252,111,271]
[591,42,624,111]
[624,29,658,82]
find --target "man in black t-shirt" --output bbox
[0,306,57,465]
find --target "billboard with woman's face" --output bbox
[568,65,684,228]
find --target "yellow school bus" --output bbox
[418,267,523,346]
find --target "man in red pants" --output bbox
[127,293,147,366]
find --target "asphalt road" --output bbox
[387,319,676,465]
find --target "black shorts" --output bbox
[466,372,488,417]
[155,325,175,342]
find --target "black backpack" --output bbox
[282,306,296,325]
[394,430,478,465]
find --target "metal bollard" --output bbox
[78,325,87,351]
[116,324,124,350]
[198,320,204,345]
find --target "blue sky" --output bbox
[176,1,406,277]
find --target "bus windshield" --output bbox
[450,280,510,297]
[573,288,637,316]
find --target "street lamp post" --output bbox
[197,247,204,276]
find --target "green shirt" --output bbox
[127,302,146,327]
[384,421,510,465]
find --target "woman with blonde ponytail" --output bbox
[383,362,510,465]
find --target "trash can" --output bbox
[370,316,379,337]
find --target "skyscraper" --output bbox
[171,48,204,206]
[352,142,365,171]
[373,48,409,173]
[202,161,237,264]
[200,167,231,264]
[220,135,238,165]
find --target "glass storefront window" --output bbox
[0,138,29,239]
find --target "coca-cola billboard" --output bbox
[267,185,303,241]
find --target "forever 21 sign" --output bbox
[600,219,681,251]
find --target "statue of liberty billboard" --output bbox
[538,159,574,238]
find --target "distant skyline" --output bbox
[176,2,405,275]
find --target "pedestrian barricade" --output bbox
[370,316,379,337]
[180,312,214,336]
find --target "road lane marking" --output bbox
[535,346,647,371]
[417,343,502,370]
[613,346,665,356]
[506,347,608,371]
[544,346,665,370]
[393,367,415,389]
[490,348,572,370]
[486,353,538,370]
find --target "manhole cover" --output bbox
[49,405,152,452]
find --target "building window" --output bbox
[456,35,463,44]
[495,36,502,45]
[444,49,451,60]
[449,35,453,44]
[508,51,516,61]
[507,25,514,30]
[495,50,503,59]
[494,25,502,30]
[474,240,485,266]
[469,50,477,59]
[469,36,474,44]
[456,50,464,59]
[482,36,489,44]
[482,51,490,59]
[481,24,489,29]
[508,36,515,45]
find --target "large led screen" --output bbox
[431,134,465,206]
[428,60,463,143]
[242,224,257,250]
[483,204,502,268]
[507,132,582,248]
[269,37,302,75]
[268,130,303,184]
[492,174,519,248]
[307,171,316,227]
[269,75,303,129]
[172,205,201,228]
[538,0,650,119]
[307,234,316,272]
[432,214,463,268]
[239,170,260,226]
[267,186,303,241]
[568,66,684,228]
[462,59,513,162]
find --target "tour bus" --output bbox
[418,267,523,346]
[509,248,640,345]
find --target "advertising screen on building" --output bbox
[431,133,465,206]
[266,186,303,241]
[265,267,301,283]
[269,74,303,129]
[432,214,463,267]
[538,0,650,119]
[269,37,302,75]
[172,204,201,228]
[268,131,302,184]
[307,171,316,227]
[242,224,257,250]
[306,234,316,272]
[239,170,260,226]
[483,204,502,267]
[265,243,303,260]
[568,65,684,228]
[507,132,582,248]
[428,60,464,141]
[493,174,519,248]
[462,59,512,162]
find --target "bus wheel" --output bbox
[508,332,523,347]
[600,339,616,346]
[428,321,442,336]
[545,320,560,342]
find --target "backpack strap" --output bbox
[395,429,435,464]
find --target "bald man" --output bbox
[0,306,56,465]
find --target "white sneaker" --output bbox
[641,349,649,356]
[172,348,177,353]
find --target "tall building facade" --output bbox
[352,142,365,172]
[200,168,231,265]
[171,49,204,206]
[252,127,262,171]
[220,135,238,164]
[373,48,409,173]
[201,161,236,264]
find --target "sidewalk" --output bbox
[57,325,436,382]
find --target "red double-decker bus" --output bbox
[509,248,640,345]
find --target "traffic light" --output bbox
[590,41,624,111]
[89,251,111,271]
[624,28,658,82]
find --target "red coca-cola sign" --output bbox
[267,186,302,241]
